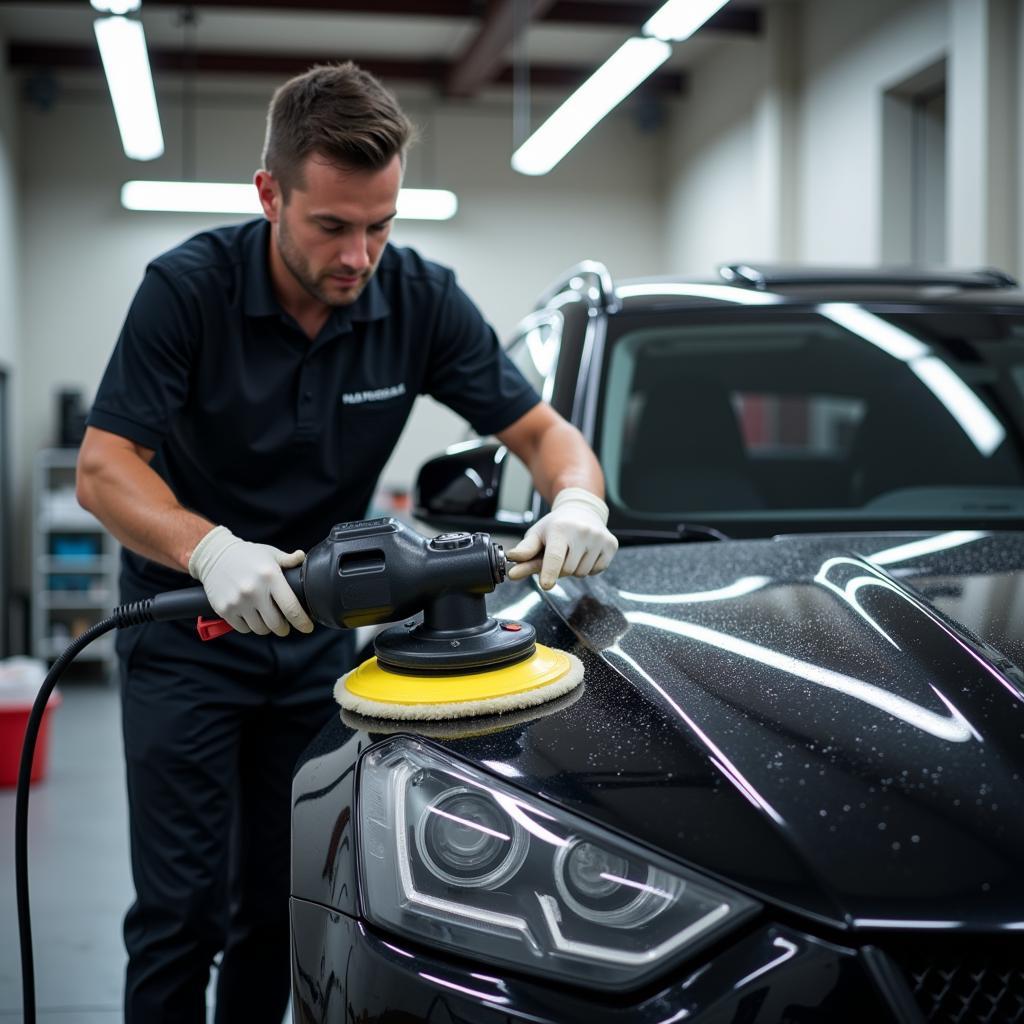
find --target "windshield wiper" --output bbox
[615,523,730,544]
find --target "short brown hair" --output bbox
[262,62,416,198]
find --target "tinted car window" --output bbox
[597,308,1024,525]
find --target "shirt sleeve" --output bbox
[424,273,540,436]
[86,266,197,452]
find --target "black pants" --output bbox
[117,615,352,1024]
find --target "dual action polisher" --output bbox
[17,516,583,1023]
[195,516,583,718]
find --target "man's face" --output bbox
[264,153,401,307]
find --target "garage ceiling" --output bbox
[0,0,762,98]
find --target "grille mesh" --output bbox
[899,957,1024,1024]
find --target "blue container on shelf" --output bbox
[51,535,101,559]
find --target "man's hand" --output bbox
[188,525,315,636]
[505,488,618,590]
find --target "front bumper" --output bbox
[290,897,902,1023]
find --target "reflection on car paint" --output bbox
[814,555,910,648]
[818,303,1007,456]
[603,640,787,827]
[622,609,979,743]
[732,935,798,990]
[417,972,512,1005]
[617,575,771,604]
[866,529,988,565]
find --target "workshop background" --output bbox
[1,0,1023,1020]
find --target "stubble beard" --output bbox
[277,214,369,308]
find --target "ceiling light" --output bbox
[121,181,459,220]
[511,37,670,176]
[94,16,163,161]
[91,0,142,12]
[122,181,257,213]
[643,0,730,42]
[395,188,458,220]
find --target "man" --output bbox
[76,61,617,1024]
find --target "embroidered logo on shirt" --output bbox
[341,383,407,405]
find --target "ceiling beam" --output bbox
[0,0,761,32]
[445,0,556,98]
[545,2,760,32]
[7,43,684,93]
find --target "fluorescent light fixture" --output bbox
[91,0,141,12]
[643,0,730,42]
[122,181,258,213]
[121,181,458,220]
[94,16,163,161]
[395,188,458,220]
[511,37,671,176]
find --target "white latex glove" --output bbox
[505,487,618,590]
[188,525,314,637]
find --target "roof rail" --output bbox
[718,263,1019,291]
[535,261,621,313]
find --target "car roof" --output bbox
[536,261,1024,314]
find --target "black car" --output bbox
[290,263,1024,1023]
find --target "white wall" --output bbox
[798,0,947,263]
[16,77,667,543]
[0,33,20,643]
[1020,0,1024,275]
[664,35,766,275]
[0,36,18,388]
[947,0,1018,271]
[664,0,962,271]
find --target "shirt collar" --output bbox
[242,219,280,318]
[242,219,391,324]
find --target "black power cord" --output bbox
[15,596,203,1024]
[16,615,119,1024]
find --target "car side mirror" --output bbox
[413,441,532,534]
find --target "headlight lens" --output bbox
[416,787,530,889]
[357,737,758,988]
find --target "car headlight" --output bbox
[357,737,759,988]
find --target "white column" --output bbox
[1018,0,1024,279]
[948,0,1018,272]
[0,32,18,375]
[0,30,22,646]
[754,0,801,260]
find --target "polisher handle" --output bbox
[148,565,306,639]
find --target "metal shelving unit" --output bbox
[32,447,119,674]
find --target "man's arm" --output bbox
[496,403,603,502]
[76,426,213,572]
[76,426,312,635]
[496,403,617,588]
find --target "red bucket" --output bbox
[0,659,60,787]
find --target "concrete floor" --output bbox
[0,682,262,1022]
[1,682,131,1021]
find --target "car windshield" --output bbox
[597,305,1024,533]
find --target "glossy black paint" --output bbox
[295,531,1024,925]
[290,898,896,1023]
[413,441,509,530]
[292,270,1024,1020]
[291,530,1024,1019]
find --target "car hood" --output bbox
[439,530,1024,931]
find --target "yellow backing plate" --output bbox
[343,643,573,706]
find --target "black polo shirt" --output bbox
[88,218,539,595]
